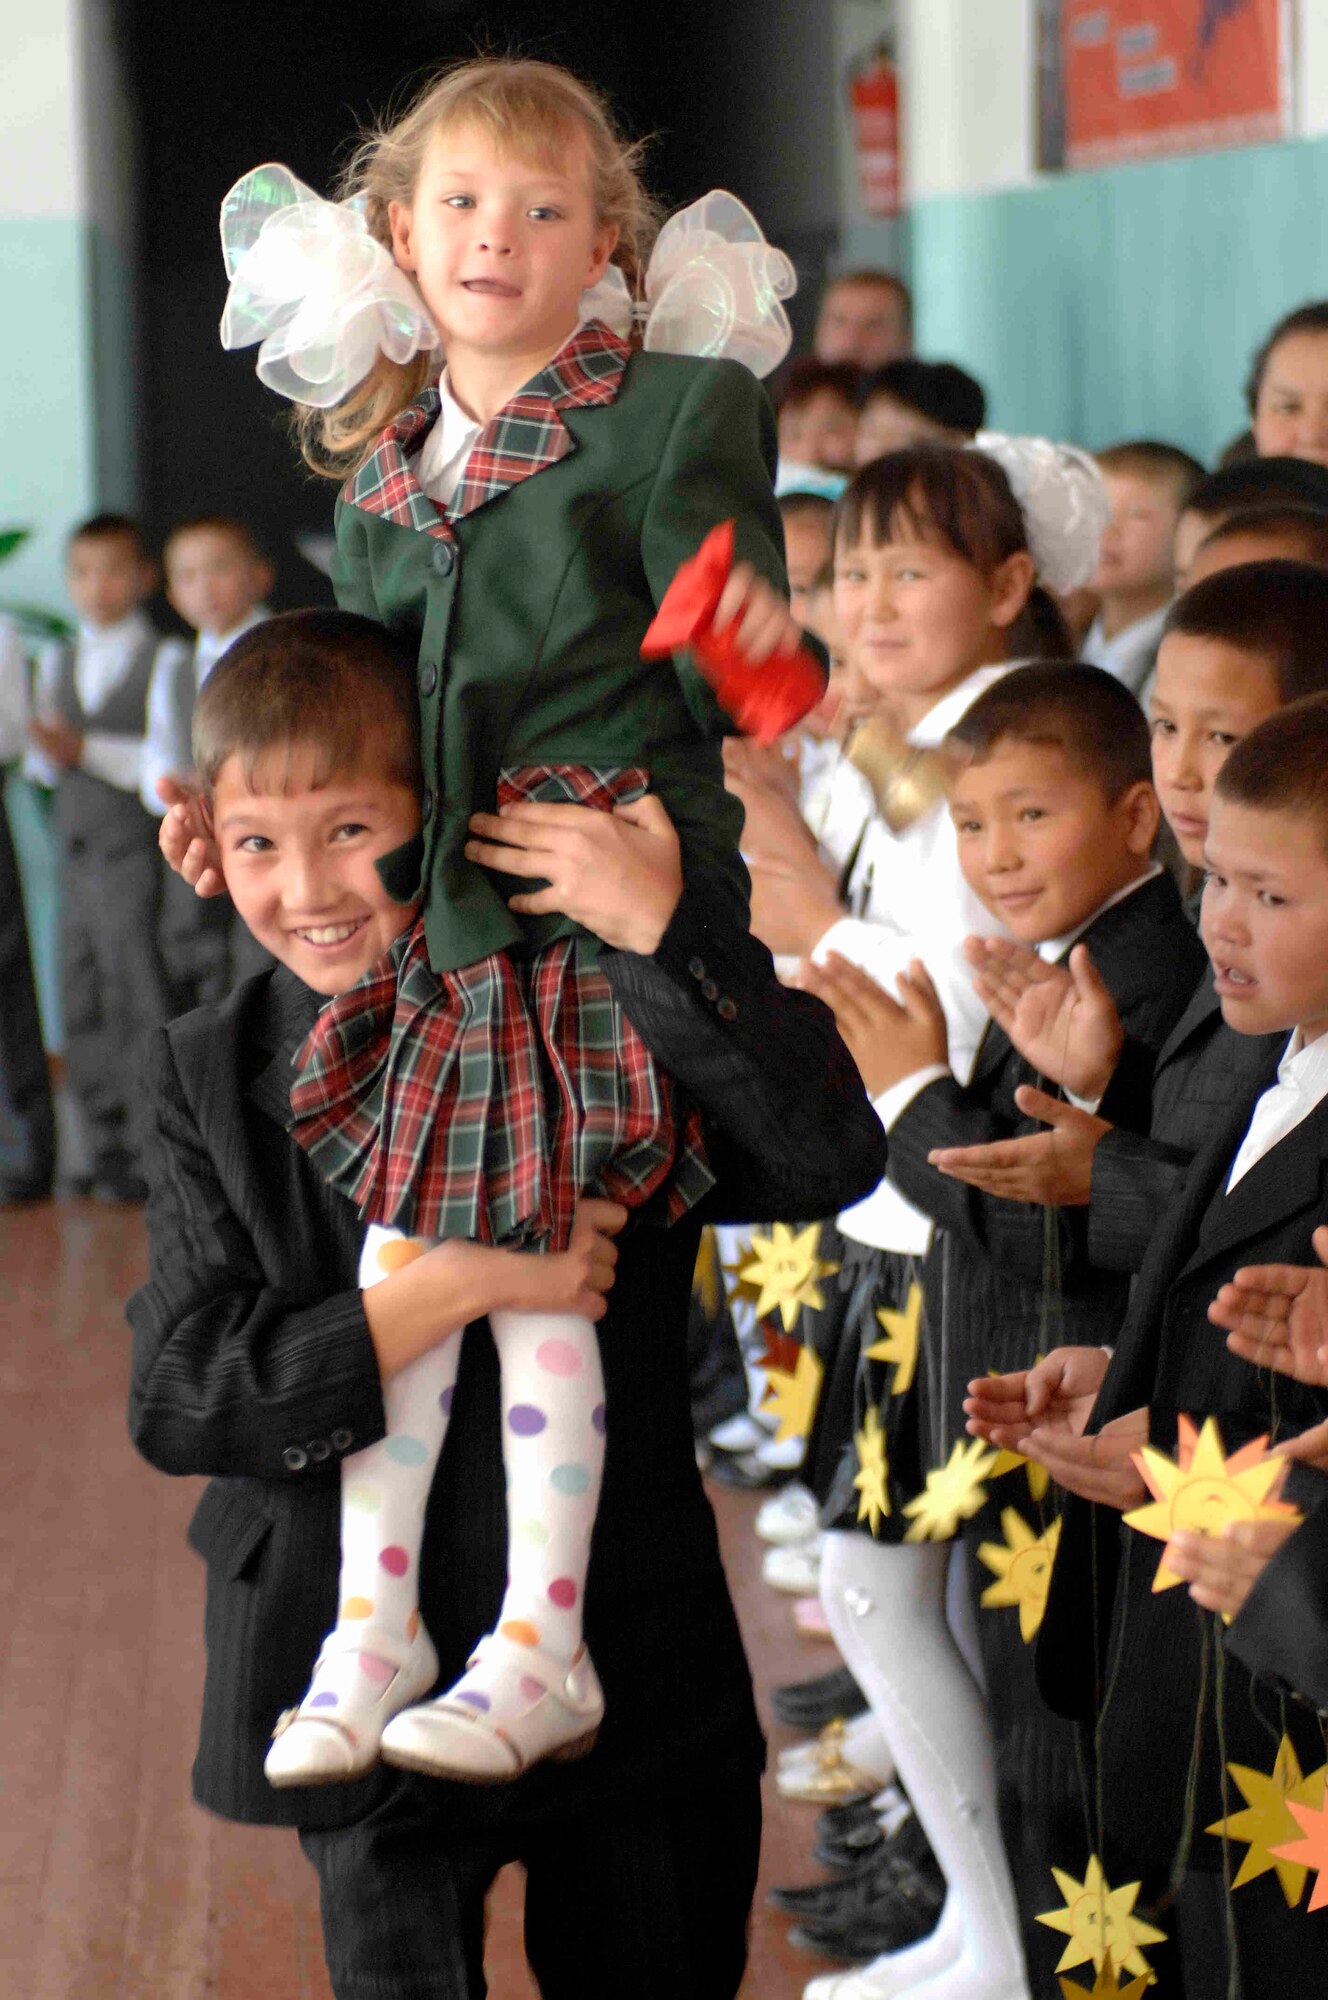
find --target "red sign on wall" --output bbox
[1062,0,1291,169]
[850,49,902,217]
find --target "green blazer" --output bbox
[331,340,795,975]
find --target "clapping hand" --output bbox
[796,952,949,1097]
[1209,1225,1328,1388]
[928,1084,1109,1207]
[964,1344,1111,1451]
[964,937,1124,1102]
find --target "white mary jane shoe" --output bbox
[263,1624,439,1789]
[380,1634,604,1784]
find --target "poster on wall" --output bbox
[848,40,902,216]
[1040,0,1293,171]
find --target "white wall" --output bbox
[1,14,83,220]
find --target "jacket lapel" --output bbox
[244,966,323,1132]
[1155,972,1220,1070]
[1175,1092,1328,1281]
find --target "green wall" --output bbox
[905,136,1328,463]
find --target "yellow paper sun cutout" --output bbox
[1124,1414,1301,1599]
[1208,1733,1327,1908]
[692,1228,723,1317]
[1058,1953,1153,1998]
[978,1508,1062,1642]
[991,1444,1051,1503]
[902,1438,999,1542]
[740,1222,839,1334]
[865,1281,922,1396]
[1037,1855,1166,1981]
[853,1405,891,1535]
[760,1341,825,1445]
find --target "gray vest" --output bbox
[52,632,159,851]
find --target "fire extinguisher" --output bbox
[850,46,902,217]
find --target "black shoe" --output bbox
[786,1842,945,1962]
[813,1794,889,1870]
[772,1663,867,1732]
[0,1177,53,1207]
[706,1450,785,1490]
[773,1813,937,1919]
[90,1169,149,1204]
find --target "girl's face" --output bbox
[1252,331,1328,467]
[389,120,617,364]
[832,517,1031,727]
[778,389,859,472]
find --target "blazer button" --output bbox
[688,957,706,981]
[419,661,438,698]
[307,1437,332,1462]
[431,539,456,577]
[701,978,719,1002]
[282,1446,308,1472]
[421,788,434,822]
[717,997,738,1021]
[331,1427,355,1451]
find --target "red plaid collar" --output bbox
[343,319,632,541]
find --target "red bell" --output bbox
[641,519,826,746]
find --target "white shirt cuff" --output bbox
[1065,1087,1104,1115]
[875,1063,952,1133]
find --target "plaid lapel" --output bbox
[342,319,632,542]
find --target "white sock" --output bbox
[821,1532,1030,2000]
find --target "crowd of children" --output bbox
[6,42,1328,2000]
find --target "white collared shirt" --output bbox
[1083,605,1169,700]
[415,373,483,507]
[1227,1030,1328,1190]
[26,610,165,794]
[814,663,1015,1255]
[141,607,268,812]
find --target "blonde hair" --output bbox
[293,57,660,480]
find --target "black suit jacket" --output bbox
[1226,1494,1328,1713]
[1037,1079,1328,1865]
[885,874,1206,1436]
[1088,968,1285,1274]
[127,890,886,1830]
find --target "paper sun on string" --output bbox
[865,1281,922,1396]
[902,1438,999,1542]
[1124,1414,1301,1604]
[853,1406,891,1535]
[978,1509,1062,1642]
[739,1222,839,1334]
[761,1342,825,1446]
[1058,1955,1153,1999]
[1037,1856,1166,1982]
[1208,1733,1327,1907]
[1272,1790,1328,1913]
[692,1228,723,1318]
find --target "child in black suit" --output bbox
[970,698,1328,1997]
[129,609,885,1998]
[802,665,1204,1997]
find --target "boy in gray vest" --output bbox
[28,514,184,1200]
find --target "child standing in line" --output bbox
[169,55,817,1790]
[28,514,186,1200]
[1083,440,1203,699]
[146,515,274,1009]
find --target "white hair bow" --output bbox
[220,169,796,407]
[969,432,1110,595]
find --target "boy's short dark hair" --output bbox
[778,358,861,415]
[68,512,149,558]
[1214,693,1328,850]
[1163,560,1328,705]
[946,662,1152,800]
[861,359,986,437]
[1196,504,1328,570]
[165,514,267,564]
[778,491,836,530]
[828,267,913,334]
[1095,440,1205,507]
[1184,457,1328,524]
[193,609,421,794]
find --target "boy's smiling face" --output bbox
[1149,633,1282,868]
[213,741,422,994]
[1202,796,1328,1042]
[950,738,1157,943]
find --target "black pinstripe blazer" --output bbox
[1037,1081,1328,1865]
[126,889,886,1830]
[884,873,1207,1437]
[1087,968,1286,1274]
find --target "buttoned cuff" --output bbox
[875,1064,952,1132]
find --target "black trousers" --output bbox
[0,795,53,1190]
[300,1775,762,2000]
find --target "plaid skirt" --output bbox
[287,764,713,1248]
